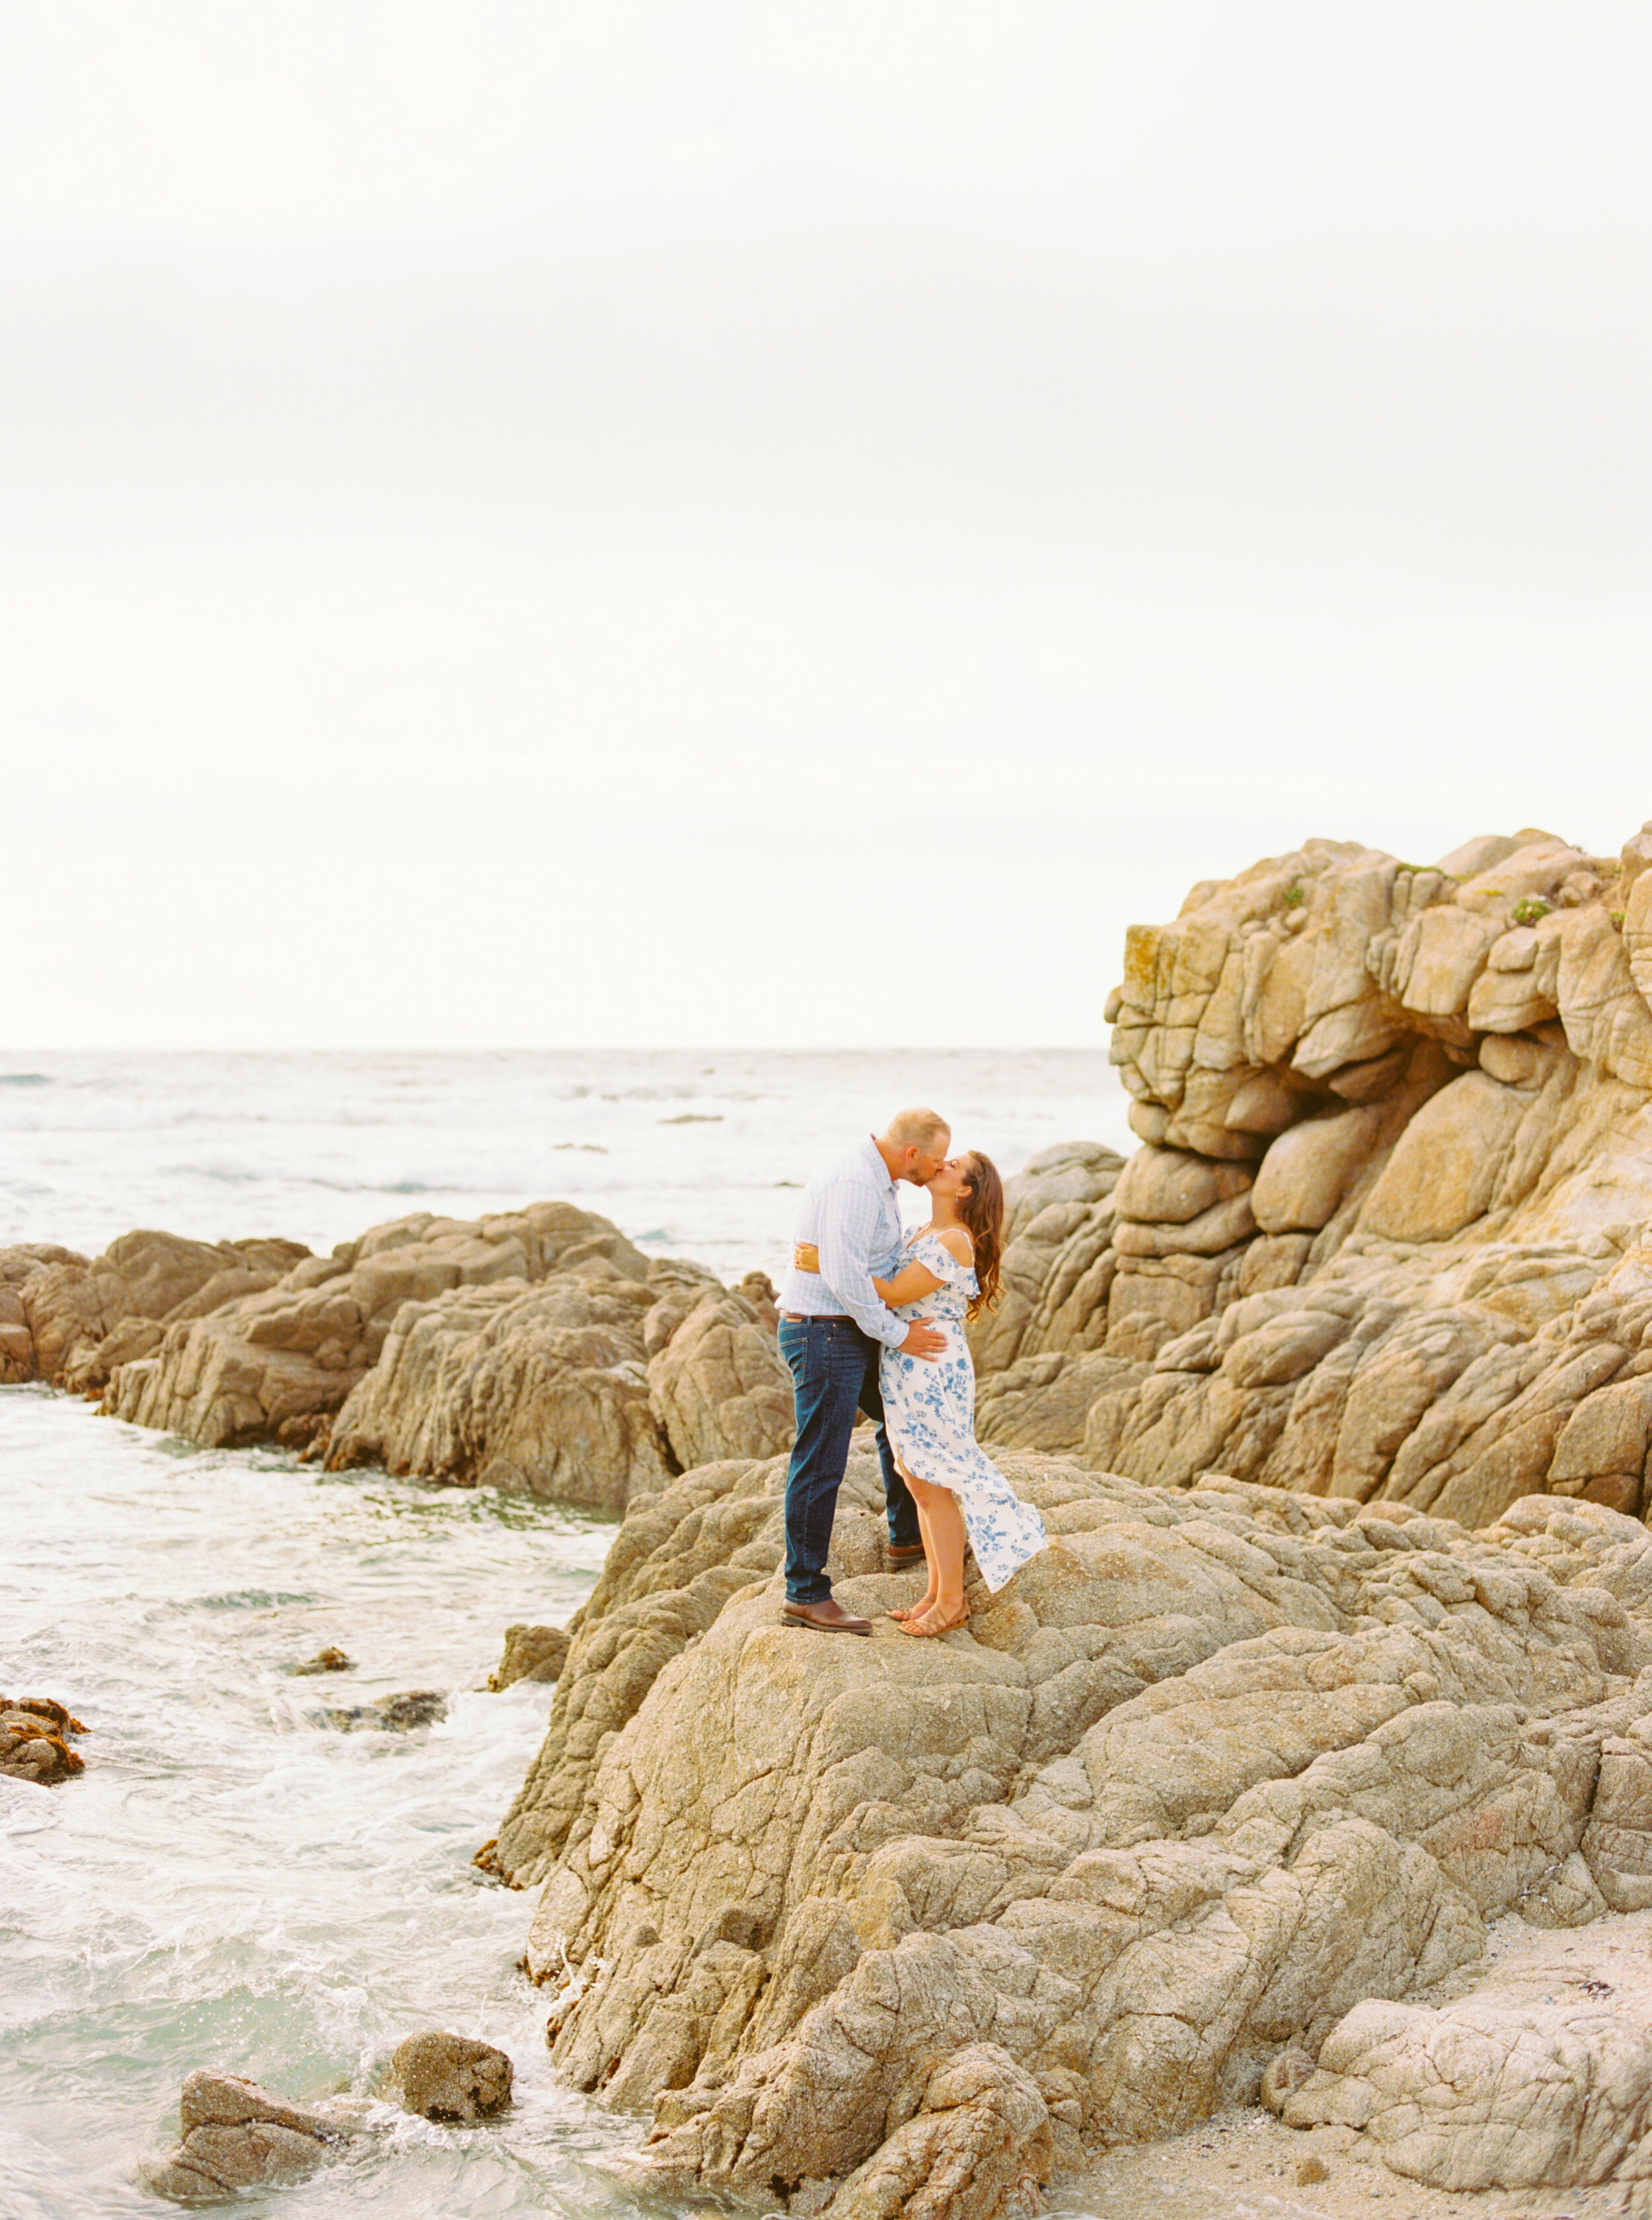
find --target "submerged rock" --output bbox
[288,1645,354,1676]
[0,1695,86,1783]
[322,1690,446,1732]
[489,1623,571,1689]
[389,2030,513,2122]
[139,2069,350,2202]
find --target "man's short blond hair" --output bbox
[885,1107,950,1152]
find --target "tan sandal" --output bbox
[894,1602,969,1639]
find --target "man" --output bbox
[776,1107,950,1634]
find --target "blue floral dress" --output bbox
[880,1230,1047,1592]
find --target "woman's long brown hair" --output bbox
[957,1152,1004,1320]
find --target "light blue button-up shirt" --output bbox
[779,1135,907,1348]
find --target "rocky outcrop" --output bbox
[965,824,1652,1537]
[139,2070,352,2202]
[85,1203,787,1513]
[646,1284,792,1471]
[324,1267,673,1512]
[104,1201,654,1460]
[0,1695,86,1783]
[496,1446,1652,2213]
[2,1231,307,1391]
[490,1623,572,1689]
[388,2031,513,2122]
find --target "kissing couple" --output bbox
[776,1106,1047,1638]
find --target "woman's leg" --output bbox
[901,1471,968,1631]
[888,1455,940,1617]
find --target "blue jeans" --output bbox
[780,1317,920,1605]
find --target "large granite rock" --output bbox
[103,1202,652,1457]
[324,1268,673,1512]
[3,1231,307,1390]
[496,1449,1652,2214]
[646,1285,792,1471]
[970,822,1652,1536]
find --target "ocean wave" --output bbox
[0,1073,51,1088]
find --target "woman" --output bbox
[794,1150,1047,1637]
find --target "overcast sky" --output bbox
[3,2,1648,1049]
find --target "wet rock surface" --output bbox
[389,2030,513,2122]
[138,2069,352,2202]
[0,1695,86,1783]
[322,1689,447,1732]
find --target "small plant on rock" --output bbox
[1282,883,1306,910]
[1512,896,1552,927]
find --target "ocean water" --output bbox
[1,1050,1129,2219]
[0,1047,1130,1274]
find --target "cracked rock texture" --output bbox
[965,825,1652,1535]
[495,1438,1652,2215]
[1284,1988,1652,2191]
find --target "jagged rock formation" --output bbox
[0,1230,308,1391]
[45,1202,792,1514]
[969,825,1652,1533]
[494,1442,1652,2216]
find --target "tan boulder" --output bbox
[1250,1107,1382,1234]
[325,1272,672,1512]
[1283,1983,1652,2191]
[1112,1144,1252,1226]
[1358,1072,1529,1242]
[388,2030,513,2122]
[139,2070,350,2202]
[646,1286,793,1471]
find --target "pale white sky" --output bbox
[2,1,1648,1048]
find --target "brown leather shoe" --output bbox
[885,1542,927,1566]
[782,1597,873,1635]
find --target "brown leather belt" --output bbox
[780,1311,852,1324]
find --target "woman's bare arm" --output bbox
[873,1259,944,1305]
[792,1241,942,1306]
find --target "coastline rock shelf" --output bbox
[499,1449,1652,2213]
[15,819,1652,2213]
